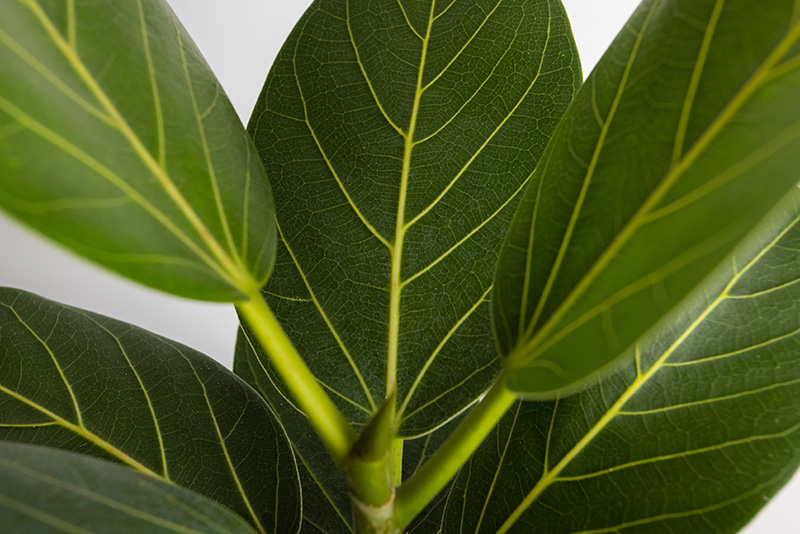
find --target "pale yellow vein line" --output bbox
[474,402,521,533]
[0,28,112,125]
[415,15,523,146]
[400,362,496,427]
[295,452,354,533]
[174,21,242,270]
[0,493,93,534]
[0,94,237,287]
[276,222,377,411]
[387,0,436,399]
[495,210,800,533]
[518,163,549,336]
[0,459,226,534]
[81,313,170,480]
[520,2,655,343]
[0,381,160,478]
[241,147,253,260]
[643,117,800,223]
[66,0,75,49]
[522,225,734,360]
[728,275,800,299]
[291,40,391,251]
[22,0,251,290]
[671,0,725,164]
[178,351,266,534]
[319,381,373,415]
[396,285,492,421]
[518,14,800,352]
[422,0,506,91]
[618,377,800,417]
[396,0,424,40]
[346,0,406,136]
[402,177,529,286]
[240,326,305,417]
[434,0,459,21]
[137,0,166,167]
[1,302,82,427]
[665,325,800,368]
[405,11,550,231]
[542,397,559,475]
[568,479,780,534]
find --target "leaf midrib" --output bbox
[513,7,800,365]
[495,211,800,532]
[20,0,257,294]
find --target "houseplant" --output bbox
[1,0,800,532]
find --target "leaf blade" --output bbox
[494,0,800,395]
[244,0,581,440]
[0,288,301,533]
[0,441,258,534]
[0,0,275,301]
[444,191,800,533]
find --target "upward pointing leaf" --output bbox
[494,0,800,395]
[245,0,581,437]
[0,0,276,301]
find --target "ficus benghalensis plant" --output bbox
[1,0,800,533]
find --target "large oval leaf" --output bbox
[0,288,300,534]
[0,0,275,301]
[444,192,800,532]
[0,441,257,534]
[494,0,800,395]
[244,0,581,438]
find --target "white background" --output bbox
[0,1,794,532]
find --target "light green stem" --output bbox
[393,375,516,527]
[237,293,356,464]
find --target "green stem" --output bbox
[393,375,516,527]
[237,293,356,464]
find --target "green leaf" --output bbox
[244,0,581,438]
[0,0,275,302]
[0,288,300,534]
[493,0,800,395]
[235,329,462,533]
[0,441,257,534]
[443,192,800,533]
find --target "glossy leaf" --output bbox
[245,0,581,438]
[0,441,257,534]
[0,288,300,534]
[444,192,800,533]
[494,0,800,395]
[0,0,275,301]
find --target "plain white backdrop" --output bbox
[0,1,794,532]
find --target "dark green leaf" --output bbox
[494,0,800,395]
[235,328,461,533]
[444,192,800,533]
[0,441,257,534]
[0,288,300,534]
[0,0,275,301]
[245,0,581,438]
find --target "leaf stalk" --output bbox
[237,293,356,463]
[393,375,516,526]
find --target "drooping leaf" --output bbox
[0,288,300,534]
[0,441,257,534]
[493,0,800,395]
[444,192,800,533]
[235,328,463,533]
[0,0,275,301]
[243,0,581,440]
